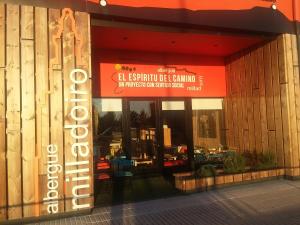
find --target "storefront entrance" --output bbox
[91,19,250,206]
[127,99,160,171]
[1,1,300,222]
[93,97,225,205]
[93,98,192,174]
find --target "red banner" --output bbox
[99,63,226,97]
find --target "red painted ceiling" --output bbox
[88,0,295,21]
[92,26,268,57]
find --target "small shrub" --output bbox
[255,151,276,170]
[223,152,246,174]
[242,150,258,168]
[196,164,216,177]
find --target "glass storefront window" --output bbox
[93,98,125,180]
[92,98,226,175]
[162,101,188,167]
[192,98,225,164]
[129,100,158,169]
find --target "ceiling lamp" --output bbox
[271,3,277,10]
[100,0,107,7]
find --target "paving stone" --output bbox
[26,180,300,225]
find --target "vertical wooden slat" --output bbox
[0,68,6,221]
[21,6,33,40]
[75,11,93,209]
[232,60,240,149]
[21,5,36,218]
[290,34,300,175]
[49,8,64,213]
[0,3,7,221]
[278,35,288,84]
[231,59,239,149]
[224,62,233,147]
[6,4,22,219]
[62,9,77,212]
[228,61,234,148]
[35,7,49,216]
[285,34,299,174]
[240,56,248,130]
[268,131,276,154]
[253,88,262,153]
[87,12,94,201]
[232,95,239,148]
[225,62,232,147]
[271,39,284,167]
[278,35,292,170]
[257,47,268,153]
[244,53,252,152]
[240,56,249,152]
[280,83,292,170]
[251,50,262,153]
[291,34,300,171]
[252,51,259,90]
[237,57,244,152]
[263,43,276,132]
[247,52,255,152]
[0,4,4,68]
[263,42,277,164]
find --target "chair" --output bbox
[111,158,134,178]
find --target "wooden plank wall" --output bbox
[225,34,300,175]
[0,4,6,221]
[0,3,93,222]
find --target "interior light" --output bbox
[271,3,277,10]
[100,0,107,7]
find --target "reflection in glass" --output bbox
[93,99,123,158]
[129,101,157,168]
[193,109,225,163]
[162,107,188,167]
[198,111,217,138]
[93,99,124,180]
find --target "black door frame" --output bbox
[123,97,162,172]
[159,97,194,172]
[122,97,194,173]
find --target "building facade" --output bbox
[0,0,299,223]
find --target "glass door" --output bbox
[92,98,124,180]
[161,101,189,168]
[128,99,159,169]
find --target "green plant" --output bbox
[255,151,276,170]
[223,152,246,174]
[196,164,216,177]
[242,150,258,168]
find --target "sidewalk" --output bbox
[30,179,300,225]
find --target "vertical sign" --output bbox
[45,8,92,214]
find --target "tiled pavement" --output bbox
[29,179,300,225]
